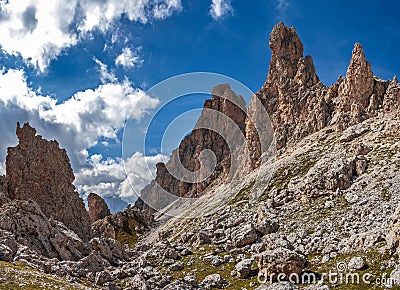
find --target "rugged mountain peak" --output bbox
[269,22,303,78]
[5,122,91,241]
[266,22,320,90]
[88,193,111,223]
[253,23,400,150]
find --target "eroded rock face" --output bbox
[5,123,91,241]
[248,22,400,153]
[250,22,328,151]
[0,199,90,261]
[92,204,152,247]
[386,203,400,254]
[88,193,111,223]
[138,84,247,209]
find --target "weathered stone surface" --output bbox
[192,230,211,246]
[201,273,227,289]
[0,230,17,262]
[256,247,306,281]
[248,22,399,154]
[95,270,113,286]
[235,258,253,278]
[92,218,116,239]
[386,203,400,254]
[250,22,327,151]
[5,123,91,241]
[90,237,129,265]
[0,199,90,261]
[347,256,366,270]
[88,192,111,223]
[91,204,151,247]
[168,261,184,271]
[231,223,259,247]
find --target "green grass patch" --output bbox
[115,218,138,247]
[0,261,94,289]
[228,180,255,205]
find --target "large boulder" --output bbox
[256,247,306,282]
[231,223,259,247]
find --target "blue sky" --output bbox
[0,0,399,211]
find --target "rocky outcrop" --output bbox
[386,203,400,254]
[88,192,111,223]
[333,44,392,130]
[0,175,9,206]
[92,204,152,247]
[4,123,91,241]
[0,199,90,261]
[250,22,328,151]
[138,22,399,206]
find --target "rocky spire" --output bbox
[5,123,91,241]
[251,23,326,151]
[88,192,111,223]
[265,22,319,88]
[268,22,303,79]
[338,43,375,110]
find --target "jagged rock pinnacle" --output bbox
[269,22,303,71]
[340,43,374,106]
[5,122,91,241]
[265,22,319,89]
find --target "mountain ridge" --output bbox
[0,22,399,289]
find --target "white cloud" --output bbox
[75,152,165,203]
[0,67,159,166]
[0,66,164,203]
[209,0,233,20]
[115,47,143,69]
[75,154,126,198]
[0,162,5,175]
[120,152,166,202]
[0,0,182,72]
[94,57,117,84]
[276,0,289,18]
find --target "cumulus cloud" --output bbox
[120,152,166,202]
[75,155,126,198]
[94,57,118,84]
[209,0,233,20]
[0,66,164,203]
[0,66,159,166]
[115,47,143,69]
[75,152,165,204]
[0,0,182,71]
